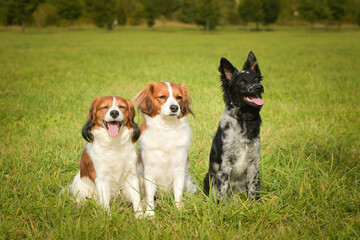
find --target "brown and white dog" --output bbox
[69,96,142,217]
[135,82,197,218]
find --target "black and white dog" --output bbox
[203,51,264,202]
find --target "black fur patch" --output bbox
[82,105,95,143]
[131,123,141,143]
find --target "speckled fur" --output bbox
[203,52,264,202]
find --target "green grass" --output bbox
[0,26,359,239]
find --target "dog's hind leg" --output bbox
[69,172,96,202]
[184,173,198,194]
[203,172,211,196]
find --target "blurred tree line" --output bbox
[0,0,359,32]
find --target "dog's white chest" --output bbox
[140,115,191,188]
[223,129,249,177]
[220,112,260,180]
[141,115,191,150]
[89,128,137,184]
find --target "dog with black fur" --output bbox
[203,51,264,202]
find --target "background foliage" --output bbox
[0,0,359,31]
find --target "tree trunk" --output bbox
[206,17,210,33]
[162,17,166,29]
[324,18,328,32]
[21,21,25,33]
[256,22,259,31]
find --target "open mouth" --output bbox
[103,120,123,137]
[243,95,264,106]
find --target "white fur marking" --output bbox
[161,82,180,117]
[104,96,124,122]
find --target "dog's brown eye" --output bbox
[176,96,183,100]
[159,95,166,99]
[119,106,126,109]
[240,80,247,86]
[101,106,109,109]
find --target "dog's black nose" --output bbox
[110,110,119,118]
[170,105,179,113]
[256,84,264,93]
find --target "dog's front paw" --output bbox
[105,209,112,219]
[176,201,184,210]
[135,211,144,219]
[144,210,155,219]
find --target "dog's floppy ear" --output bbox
[219,58,237,81]
[131,122,141,143]
[125,99,136,129]
[135,82,155,117]
[125,99,141,143]
[179,84,194,118]
[82,97,98,143]
[243,51,262,78]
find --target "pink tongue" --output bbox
[249,96,264,106]
[108,122,120,137]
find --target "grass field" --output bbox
[0,26,359,239]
